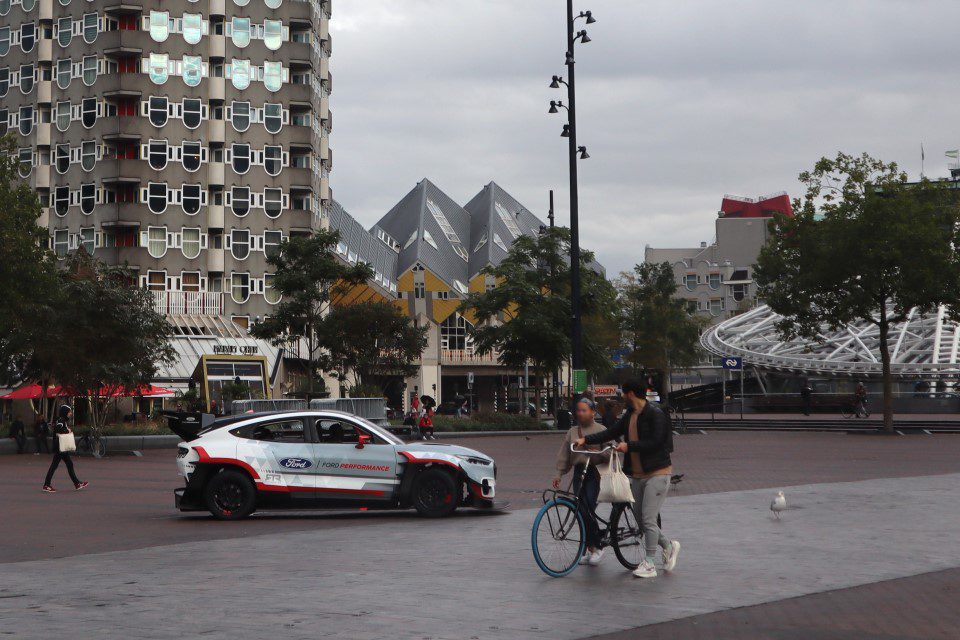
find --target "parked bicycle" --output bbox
[531,445,645,577]
[840,398,870,419]
[77,425,106,458]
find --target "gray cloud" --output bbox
[330,0,960,276]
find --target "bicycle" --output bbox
[531,445,645,577]
[77,425,106,458]
[840,399,870,419]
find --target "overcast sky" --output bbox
[329,0,960,276]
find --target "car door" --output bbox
[234,417,316,499]
[311,417,399,502]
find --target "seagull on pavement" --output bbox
[771,491,786,520]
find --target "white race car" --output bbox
[169,410,497,520]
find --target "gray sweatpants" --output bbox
[630,474,671,559]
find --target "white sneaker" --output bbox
[662,540,680,572]
[578,553,592,565]
[587,548,605,566]
[632,560,657,579]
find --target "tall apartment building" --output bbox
[3,0,332,328]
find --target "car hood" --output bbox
[398,442,492,461]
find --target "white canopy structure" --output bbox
[702,304,960,378]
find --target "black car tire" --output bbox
[204,469,257,520]
[412,468,459,518]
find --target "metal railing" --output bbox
[152,291,224,316]
[440,349,500,364]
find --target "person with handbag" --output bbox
[575,379,679,579]
[554,398,613,566]
[42,405,88,493]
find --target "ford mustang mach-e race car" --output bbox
[168,410,497,520]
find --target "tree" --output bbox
[755,152,960,432]
[320,300,428,395]
[45,252,176,428]
[459,226,616,415]
[250,230,373,396]
[0,135,58,387]
[616,262,706,401]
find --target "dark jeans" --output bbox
[13,432,27,454]
[35,433,50,454]
[44,450,80,487]
[572,464,602,550]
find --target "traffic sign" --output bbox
[722,356,743,370]
[572,369,588,393]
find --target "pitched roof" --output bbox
[463,181,548,278]
[372,179,472,294]
[328,199,398,298]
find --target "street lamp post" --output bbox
[550,3,594,370]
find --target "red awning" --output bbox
[0,384,67,400]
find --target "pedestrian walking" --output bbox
[855,382,868,418]
[33,413,50,455]
[576,379,680,579]
[8,415,27,454]
[800,382,812,416]
[42,405,88,493]
[554,398,614,566]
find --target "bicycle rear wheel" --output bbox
[841,404,855,419]
[531,499,585,578]
[610,503,645,570]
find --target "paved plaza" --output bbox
[3,432,960,639]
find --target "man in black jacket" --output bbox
[575,379,680,579]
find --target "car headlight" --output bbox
[455,454,492,466]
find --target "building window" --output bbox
[148,139,167,170]
[230,101,250,132]
[684,274,697,291]
[53,229,68,257]
[0,68,8,97]
[426,199,461,243]
[149,11,169,42]
[82,55,96,86]
[55,101,69,131]
[149,96,168,127]
[181,271,201,292]
[263,61,282,92]
[182,227,201,259]
[263,103,282,133]
[414,282,425,299]
[710,299,723,317]
[440,313,473,351]
[423,230,438,250]
[56,58,70,89]
[183,55,202,87]
[80,183,95,215]
[182,13,203,45]
[264,145,282,176]
[54,186,68,216]
[79,227,95,255]
[230,273,250,303]
[264,188,282,218]
[492,233,508,253]
[231,229,250,260]
[182,184,202,215]
[146,270,166,291]
[231,17,250,48]
[147,182,167,214]
[495,201,523,239]
[230,186,249,217]
[263,20,283,51]
[149,53,169,84]
[82,12,98,44]
[230,143,250,174]
[182,142,201,172]
[80,141,96,171]
[264,230,282,258]
[81,97,96,128]
[230,59,250,90]
[147,226,167,258]
[708,273,721,290]
[55,144,69,174]
[17,148,31,178]
[56,17,71,47]
[732,283,747,302]
[264,274,280,304]
[265,0,282,9]
[0,26,9,55]
[19,63,32,94]
[182,98,202,129]
[21,0,35,11]
[19,22,34,53]
[18,105,32,136]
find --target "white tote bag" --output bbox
[58,432,76,453]
[597,452,634,503]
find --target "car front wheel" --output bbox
[204,469,256,520]
[412,468,459,518]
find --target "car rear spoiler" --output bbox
[163,411,215,442]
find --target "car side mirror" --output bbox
[356,434,372,449]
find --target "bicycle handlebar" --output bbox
[569,444,618,454]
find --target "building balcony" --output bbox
[207,247,225,272]
[35,123,50,147]
[37,80,52,104]
[153,291,223,316]
[38,38,52,63]
[207,204,224,229]
[440,349,501,365]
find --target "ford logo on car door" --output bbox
[279,458,312,470]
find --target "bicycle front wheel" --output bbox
[610,504,645,570]
[841,405,855,419]
[531,499,585,578]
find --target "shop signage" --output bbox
[213,344,260,356]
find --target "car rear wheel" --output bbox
[204,469,256,521]
[412,468,458,518]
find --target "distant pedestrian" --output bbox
[33,413,50,455]
[411,393,421,416]
[600,400,621,428]
[855,382,868,418]
[800,383,812,416]
[42,405,88,493]
[9,416,26,454]
[418,407,435,440]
